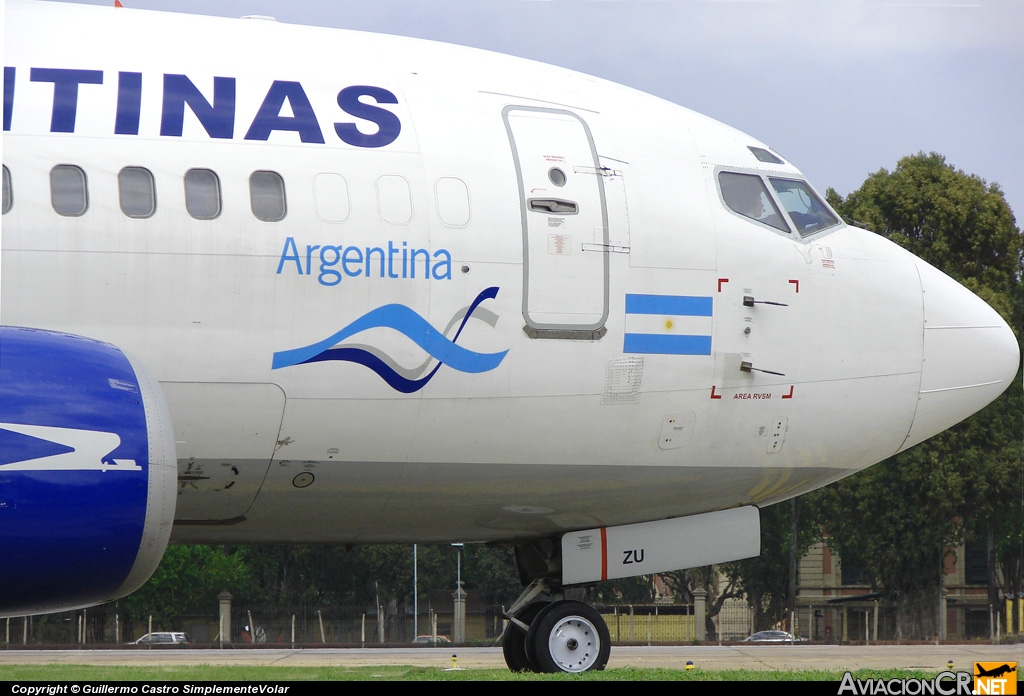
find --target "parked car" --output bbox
[412,635,451,645]
[131,632,190,645]
[742,630,804,643]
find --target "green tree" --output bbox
[352,544,453,606]
[237,545,370,605]
[462,546,522,605]
[234,543,520,610]
[722,498,821,633]
[592,575,656,605]
[822,152,1022,638]
[121,545,249,630]
[657,565,742,639]
[825,152,1020,321]
[810,448,964,638]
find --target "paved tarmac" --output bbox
[1,644,1021,672]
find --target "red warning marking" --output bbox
[710,385,723,399]
[718,278,729,292]
[600,527,609,581]
[789,279,799,292]
[782,385,794,399]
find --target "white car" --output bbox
[131,632,190,645]
[742,630,804,643]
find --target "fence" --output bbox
[3,599,1019,646]
[602,605,696,643]
[224,604,506,646]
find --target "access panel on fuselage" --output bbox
[504,107,609,332]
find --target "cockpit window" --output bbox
[768,178,838,237]
[748,146,784,164]
[719,171,789,233]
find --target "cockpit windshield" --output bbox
[718,172,789,233]
[718,170,840,240]
[768,178,839,237]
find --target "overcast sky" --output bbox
[34,0,1024,221]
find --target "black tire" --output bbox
[501,601,549,672]
[527,600,611,673]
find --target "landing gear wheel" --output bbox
[527,600,611,673]
[501,601,549,672]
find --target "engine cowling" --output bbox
[0,327,176,617]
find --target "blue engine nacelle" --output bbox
[0,327,177,617]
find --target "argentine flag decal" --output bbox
[624,294,713,355]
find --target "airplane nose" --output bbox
[900,258,1020,451]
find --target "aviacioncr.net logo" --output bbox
[974,663,1017,695]
[838,672,974,695]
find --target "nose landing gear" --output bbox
[502,588,610,673]
[502,601,548,672]
[501,539,611,673]
[530,600,610,673]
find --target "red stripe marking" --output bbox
[782,385,794,399]
[710,385,722,399]
[600,527,608,581]
[718,278,729,292]
[789,279,799,292]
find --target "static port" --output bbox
[292,472,315,488]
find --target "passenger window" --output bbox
[435,177,471,227]
[51,165,89,217]
[250,170,286,222]
[313,173,350,222]
[2,165,11,214]
[184,168,221,220]
[769,178,838,237]
[118,167,156,219]
[718,171,788,233]
[377,175,412,225]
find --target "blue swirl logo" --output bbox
[271,287,508,393]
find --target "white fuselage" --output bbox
[2,1,1017,545]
